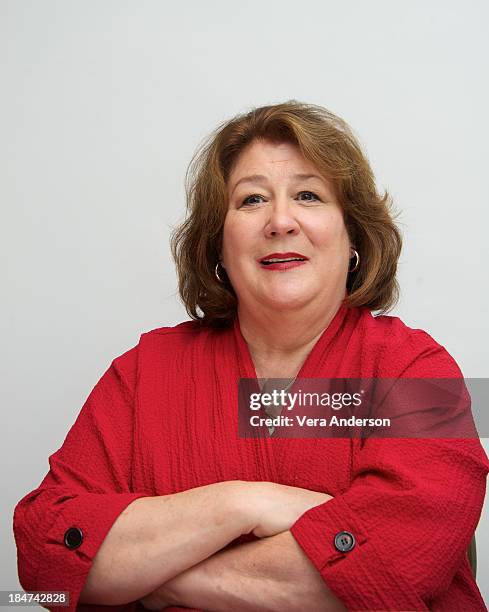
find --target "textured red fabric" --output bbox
[13,305,489,611]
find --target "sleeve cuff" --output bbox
[35,492,147,611]
[290,495,429,611]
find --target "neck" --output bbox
[237,296,345,378]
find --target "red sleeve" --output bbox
[13,348,148,612]
[289,336,489,611]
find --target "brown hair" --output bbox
[171,100,402,328]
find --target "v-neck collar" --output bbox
[232,303,350,380]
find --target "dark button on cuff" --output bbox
[334,530,355,552]
[64,527,83,550]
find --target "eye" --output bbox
[296,191,321,202]
[240,194,266,207]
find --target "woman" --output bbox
[14,101,488,611]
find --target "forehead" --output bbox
[228,140,320,182]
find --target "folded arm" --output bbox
[142,437,488,612]
[13,362,252,609]
[141,530,346,612]
[13,360,336,610]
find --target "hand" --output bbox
[237,481,333,538]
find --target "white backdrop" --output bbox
[2,0,488,605]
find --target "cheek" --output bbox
[222,215,237,250]
[222,220,249,267]
[310,214,349,247]
[223,214,256,254]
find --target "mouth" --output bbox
[258,252,308,265]
[258,252,309,270]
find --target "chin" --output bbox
[260,291,312,311]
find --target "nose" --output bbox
[264,199,300,238]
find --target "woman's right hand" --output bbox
[234,481,333,538]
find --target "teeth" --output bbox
[262,257,305,264]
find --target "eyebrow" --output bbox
[230,173,326,196]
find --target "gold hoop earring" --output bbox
[215,262,225,283]
[349,249,360,273]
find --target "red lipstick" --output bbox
[258,252,309,271]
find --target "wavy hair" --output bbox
[171,100,402,328]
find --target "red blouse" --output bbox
[13,305,489,611]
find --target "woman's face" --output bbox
[222,139,352,315]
